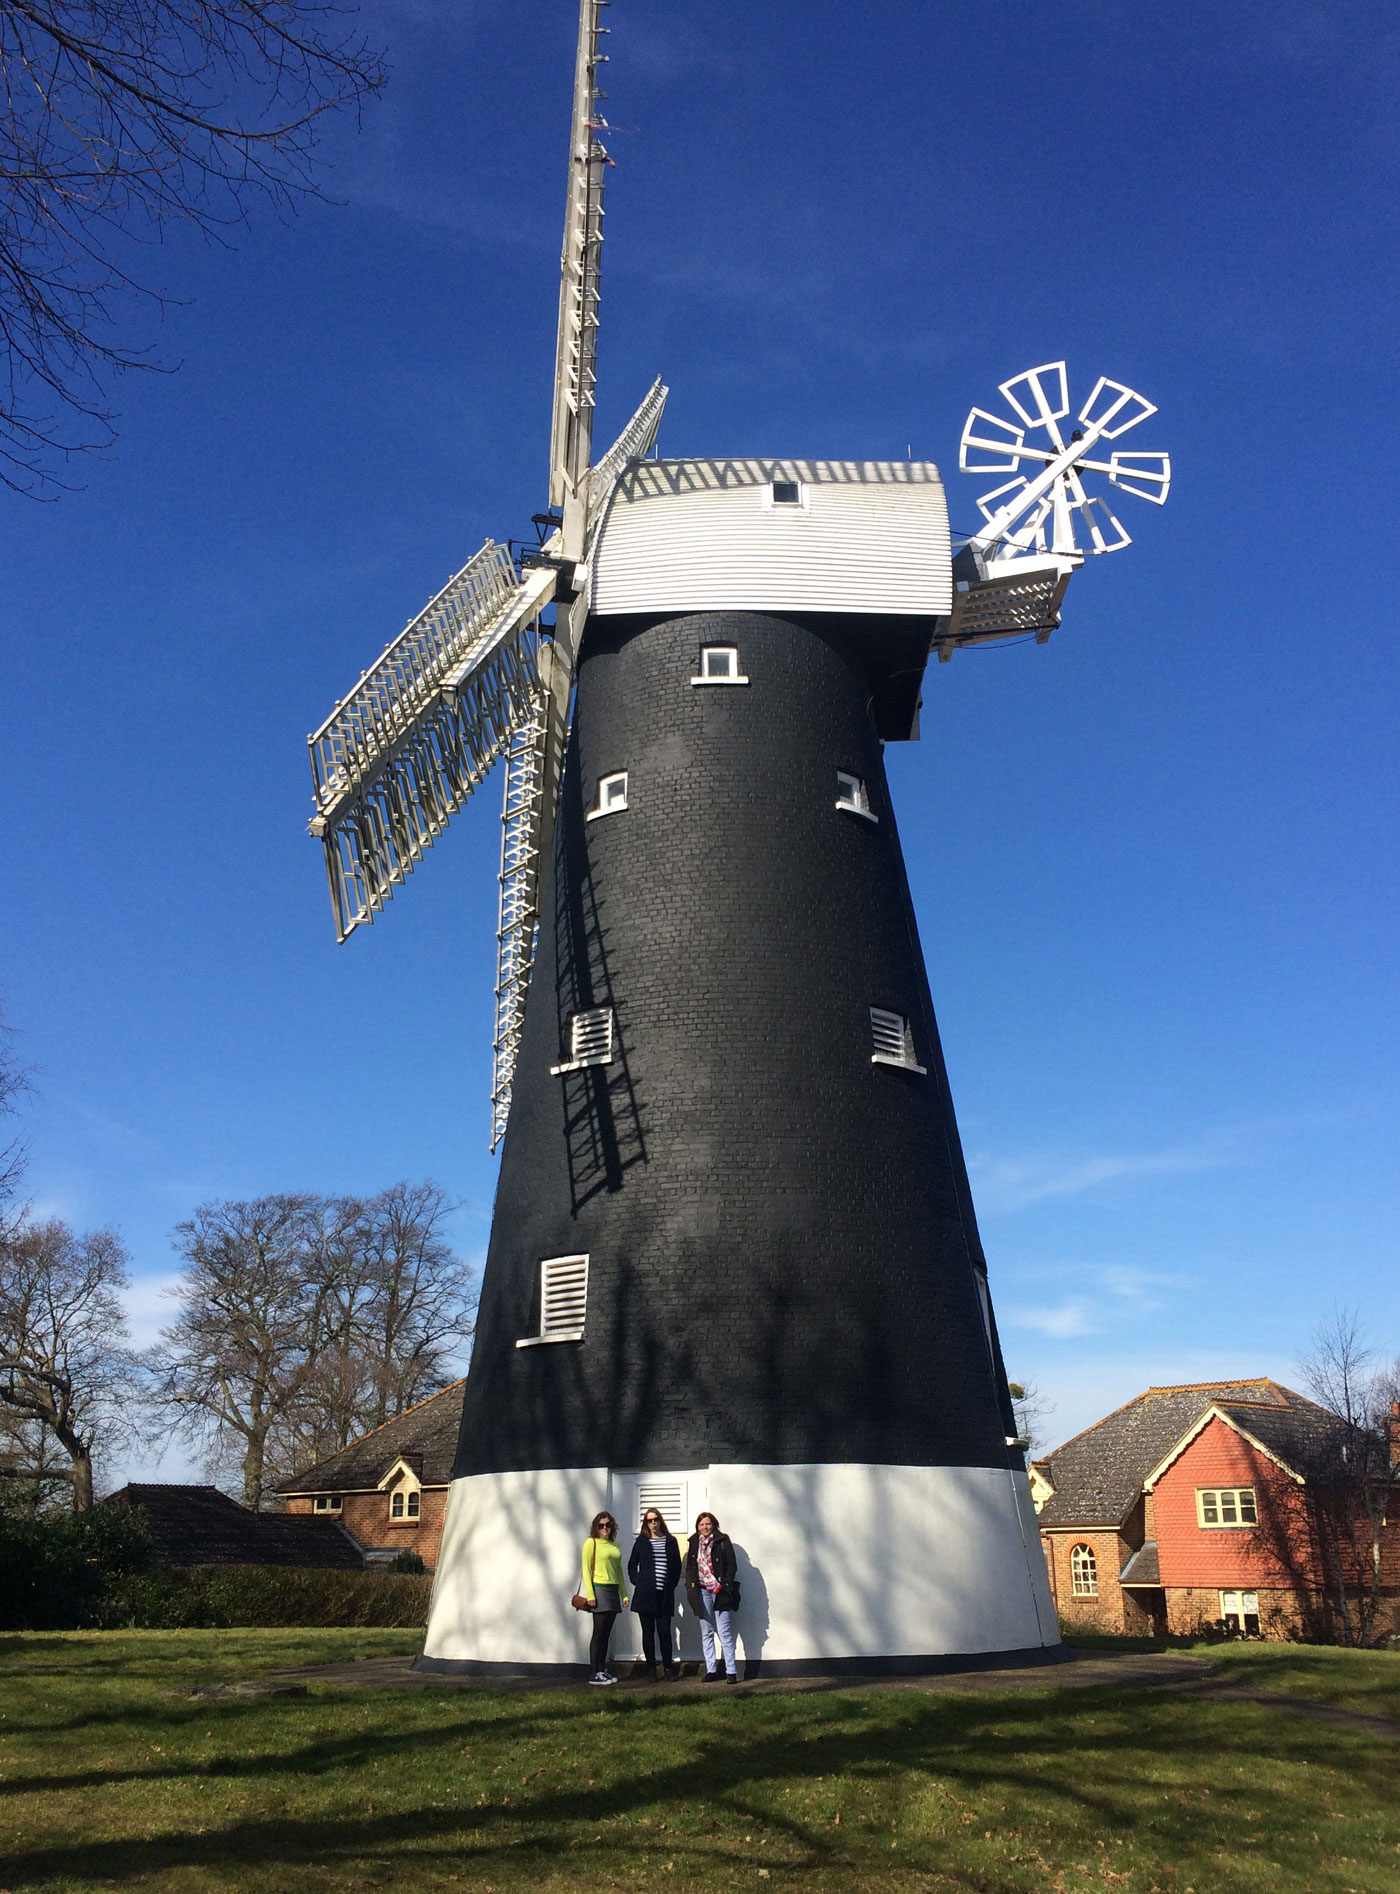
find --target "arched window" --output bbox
[1070,1543,1098,1597]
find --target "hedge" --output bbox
[0,1507,432,1630]
[100,1563,433,1630]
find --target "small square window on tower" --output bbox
[516,1253,589,1347]
[692,645,749,686]
[772,479,802,505]
[835,771,878,823]
[870,1007,927,1074]
[550,1007,615,1075]
[586,770,629,821]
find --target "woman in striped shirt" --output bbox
[627,1506,682,1680]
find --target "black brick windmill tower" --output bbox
[306,1,1171,1676]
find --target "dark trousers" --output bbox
[639,1612,673,1669]
[588,1610,618,1673]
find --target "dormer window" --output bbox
[550,1007,615,1074]
[391,1486,421,1521]
[587,770,629,821]
[772,480,801,505]
[835,771,877,823]
[692,645,749,685]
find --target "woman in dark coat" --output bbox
[627,1504,683,1680]
[683,1511,739,1681]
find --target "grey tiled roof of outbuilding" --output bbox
[1033,1380,1347,1528]
[274,1379,467,1497]
[103,1484,365,1567]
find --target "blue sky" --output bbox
[3,0,1396,1480]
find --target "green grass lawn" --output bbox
[1,1631,1397,1893]
[1182,1641,1400,1719]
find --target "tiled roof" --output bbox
[1033,1380,1346,1528]
[273,1379,466,1497]
[1119,1541,1161,1586]
[104,1484,365,1568]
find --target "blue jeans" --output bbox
[698,1590,737,1675]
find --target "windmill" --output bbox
[306,3,1171,1676]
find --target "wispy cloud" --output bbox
[969,1138,1233,1214]
[122,1271,182,1351]
[1002,1263,1178,1340]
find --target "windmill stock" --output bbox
[306,0,1171,1675]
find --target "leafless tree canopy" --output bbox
[0,1217,137,1510]
[0,0,386,493]
[148,1184,475,1509]
[1298,1305,1400,1646]
[0,1003,32,1235]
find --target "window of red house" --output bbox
[1070,1544,1098,1597]
[1197,1488,1257,1528]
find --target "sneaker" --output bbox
[589,1671,616,1687]
[724,1672,738,1684]
[703,1669,724,1683]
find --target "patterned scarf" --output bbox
[697,1531,718,1592]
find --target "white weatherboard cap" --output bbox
[591,459,953,619]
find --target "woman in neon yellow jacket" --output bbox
[580,1511,628,1686]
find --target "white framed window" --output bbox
[870,1007,926,1074]
[587,770,629,821]
[1197,1487,1258,1529]
[550,1007,615,1075]
[1070,1543,1098,1597]
[835,771,878,823]
[313,1494,342,1515]
[691,645,749,686]
[1220,1589,1260,1634]
[390,1487,421,1521]
[770,478,805,507]
[517,1253,589,1347]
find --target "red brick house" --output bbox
[275,1380,465,1572]
[1033,1380,1400,1642]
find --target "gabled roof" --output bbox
[104,1484,364,1568]
[1033,1379,1346,1529]
[273,1379,466,1497]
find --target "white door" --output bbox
[609,1468,708,1660]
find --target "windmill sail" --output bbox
[308,546,558,941]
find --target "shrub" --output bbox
[0,1504,156,1630]
[100,1563,432,1629]
[388,1549,427,1575]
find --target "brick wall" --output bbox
[1041,1529,1155,1634]
[286,1488,448,1572]
[455,609,1020,1480]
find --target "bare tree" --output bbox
[1007,1377,1053,1461]
[275,1181,476,1469]
[148,1184,475,1505]
[0,1218,137,1509]
[0,0,386,494]
[0,1002,32,1237]
[1298,1306,1400,1647]
[146,1192,333,1509]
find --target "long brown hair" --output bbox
[640,1505,675,1541]
[589,1511,618,1539]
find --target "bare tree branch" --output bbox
[0,0,386,493]
[147,1185,476,1507]
[0,1216,137,1509]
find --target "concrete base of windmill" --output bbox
[417,1461,1059,1674]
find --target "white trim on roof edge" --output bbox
[1140,1405,1307,1493]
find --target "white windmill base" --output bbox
[417,1463,1062,1677]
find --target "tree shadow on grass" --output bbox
[3,1685,1396,1888]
